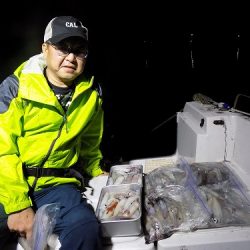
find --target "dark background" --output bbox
[1,2,249,164]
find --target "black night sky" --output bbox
[1,2,249,164]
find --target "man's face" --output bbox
[42,37,88,85]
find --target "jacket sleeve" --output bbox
[78,92,104,177]
[0,76,32,214]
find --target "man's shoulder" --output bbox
[91,80,103,98]
[0,74,19,113]
[0,74,19,92]
[77,75,103,98]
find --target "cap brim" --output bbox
[47,33,88,44]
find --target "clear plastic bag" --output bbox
[143,161,210,244]
[30,203,60,250]
[186,161,250,227]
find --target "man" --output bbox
[0,16,105,249]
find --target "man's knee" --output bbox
[62,219,101,239]
[59,221,103,250]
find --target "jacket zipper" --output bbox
[31,114,66,190]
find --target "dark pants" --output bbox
[0,184,103,250]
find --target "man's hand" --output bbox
[7,207,35,240]
[100,170,109,176]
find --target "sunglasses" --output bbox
[48,42,88,60]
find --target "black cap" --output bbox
[44,16,88,44]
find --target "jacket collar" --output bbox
[15,54,93,106]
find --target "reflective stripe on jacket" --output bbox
[0,54,104,214]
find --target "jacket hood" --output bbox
[15,53,46,77]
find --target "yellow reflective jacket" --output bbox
[0,54,104,214]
